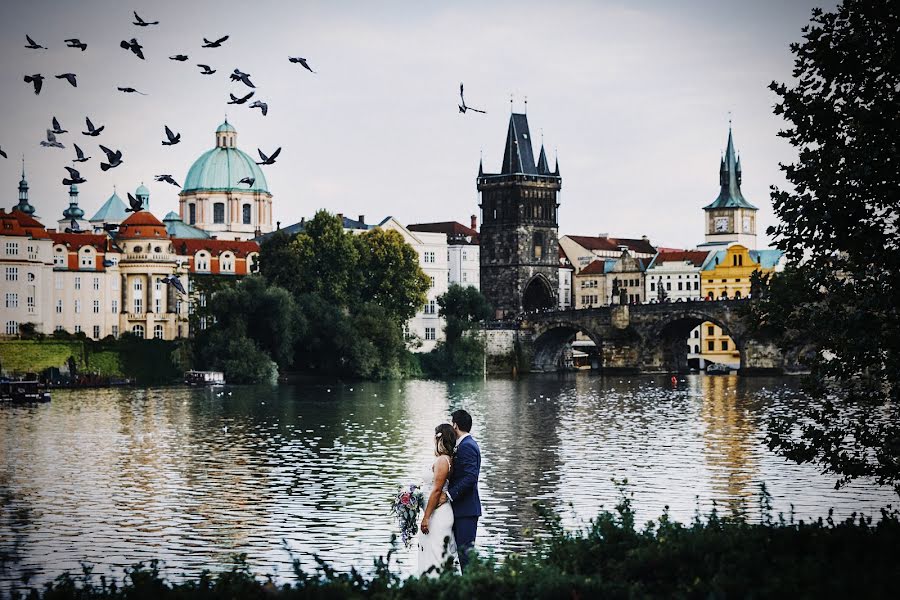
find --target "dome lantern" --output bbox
[216,119,237,148]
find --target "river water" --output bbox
[0,374,894,591]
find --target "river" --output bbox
[0,374,894,591]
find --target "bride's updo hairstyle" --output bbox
[434,423,457,457]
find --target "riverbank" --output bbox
[8,490,898,599]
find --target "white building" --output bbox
[558,246,574,310]
[408,217,480,289]
[644,250,712,303]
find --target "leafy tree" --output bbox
[348,302,411,379]
[438,284,493,344]
[756,0,900,493]
[290,210,360,305]
[198,327,278,384]
[257,229,303,294]
[291,293,356,373]
[354,228,430,322]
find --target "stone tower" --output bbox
[478,112,561,319]
[703,126,758,248]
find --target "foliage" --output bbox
[754,0,900,494]
[353,229,430,323]
[197,328,278,385]
[12,488,900,599]
[0,341,85,375]
[348,303,411,379]
[421,285,492,377]
[438,284,492,344]
[116,334,182,385]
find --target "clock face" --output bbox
[714,217,730,233]
[742,216,752,234]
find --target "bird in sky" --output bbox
[228,91,255,104]
[202,35,229,48]
[458,83,486,114]
[99,145,123,171]
[64,38,87,51]
[25,35,46,50]
[0,147,7,159]
[197,64,216,75]
[288,56,316,73]
[102,223,119,232]
[55,73,78,87]
[161,274,187,295]
[117,87,147,95]
[249,100,268,116]
[73,143,90,163]
[24,75,44,95]
[256,147,281,166]
[154,174,181,187]
[238,176,255,187]
[62,166,86,186]
[125,192,143,212]
[82,117,104,137]
[120,38,145,60]
[169,54,188,61]
[51,117,68,135]
[133,11,159,26]
[230,69,255,88]
[65,218,85,234]
[162,126,181,146]
[40,130,65,149]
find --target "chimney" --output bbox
[642,235,649,241]
[276,221,281,230]
[358,214,365,225]
[300,217,305,225]
[598,233,609,238]
[211,236,217,240]
[470,214,477,230]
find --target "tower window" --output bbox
[213,202,225,224]
[533,232,544,260]
[242,204,251,224]
[188,203,196,225]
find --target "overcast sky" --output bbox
[0,0,828,249]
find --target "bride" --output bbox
[417,423,457,576]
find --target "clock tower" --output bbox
[702,126,757,248]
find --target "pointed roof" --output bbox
[163,211,210,239]
[501,113,538,175]
[537,144,549,174]
[704,127,757,210]
[90,191,129,223]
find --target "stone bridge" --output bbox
[498,300,788,373]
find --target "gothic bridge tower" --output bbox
[478,112,561,319]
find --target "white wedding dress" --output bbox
[416,456,457,577]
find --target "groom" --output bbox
[445,409,481,572]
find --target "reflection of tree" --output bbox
[699,375,759,515]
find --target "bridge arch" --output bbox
[531,321,604,372]
[645,308,746,372]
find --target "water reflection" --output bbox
[0,374,894,592]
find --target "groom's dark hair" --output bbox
[451,409,472,432]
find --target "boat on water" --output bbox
[184,370,226,386]
[706,363,734,375]
[1,376,51,403]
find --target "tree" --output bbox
[354,228,430,322]
[422,285,493,377]
[258,229,303,294]
[757,0,900,494]
[291,211,360,305]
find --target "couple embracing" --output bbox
[416,409,481,576]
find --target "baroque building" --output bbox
[478,113,561,318]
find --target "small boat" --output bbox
[184,370,225,386]
[0,376,51,403]
[706,363,733,375]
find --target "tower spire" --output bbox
[14,155,35,215]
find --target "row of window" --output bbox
[650,281,700,292]
[686,340,731,353]
[188,203,254,225]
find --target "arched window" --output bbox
[153,324,164,339]
[79,248,94,269]
[694,345,700,354]
[54,246,66,267]
[213,202,225,224]
[196,252,209,271]
[242,204,251,224]
[734,290,742,299]
[721,290,729,299]
[131,324,145,338]
[220,252,234,273]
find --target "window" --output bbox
[93,277,100,290]
[735,278,741,283]
[5,293,17,308]
[188,203,196,225]
[462,250,468,261]
[693,330,699,338]
[196,253,209,271]
[677,282,683,291]
[242,204,251,224]
[56,300,63,314]
[424,251,435,263]
[54,250,66,267]
[734,290,742,299]
[650,282,655,291]
[93,300,100,314]
[462,272,468,282]
[154,324,164,339]
[74,325,82,334]
[132,324,145,338]
[213,202,225,224]
[75,276,81,290]
[221,254,234,272]
[26,294,34,311]
[133,279,143,291]
[533,232,544,259]
[707,325,714,336]
[694,345,700,354]
[6,321,19,335]
[79,251,93,269]
[5,267,18,281]
[429,276,435,288]
[55,325,64,333]
[707,340,715,351]
[111,299,118,314]
[93,325,100,339]
[199,316,208,330]
[425,327,436,341]
[134,297,142,313]
[74,300,81,313]
[721,340,729,351]
[666,282,671,291]
[425,300,436,315]
[694,281,699,290]
[111,325,119,338]
[6,242,19,256]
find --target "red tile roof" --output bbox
[1,209,50,239]
[407,221,479,244]
[652,250,710,267]
[118,211,168,239]
[173,238,260,257]
[567,235,656,255]
[49,232,109,251]
[578,259,607,275]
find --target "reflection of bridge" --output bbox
[502,300,787,373]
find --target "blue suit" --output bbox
[447,434,481,571]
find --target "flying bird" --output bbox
[102,223,119,232]
[99,145,123,171]
[228,91,255,104]
[249,100,268,116]
[0,147,7,159]
[154,174,181,187]
[65,218,85,234]
[162,126,181,146]
[256,147,281,166]
[288,56,316,73]
[125,192,143,212]
[169,54,189,61]
[230,69,255,88]
[64,38,87,51]
[51,117,68,135]
[25,35,46,50]
[24,75,44,95]
[117,87,147,95]
[238,177,255,187]
[197,64,216,75]
[40,130,65,149]
[83,117,104,136]
[62,166,86,186]
[458,83,486,114]
[120,38,145,60]
[202,35,229,48]
[133,11,159,26]
[55,73,78,87]
[160,274,187,295]
[72,143,90,162]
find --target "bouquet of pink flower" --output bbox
[390,484,426,548]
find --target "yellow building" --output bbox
[698,244,783,367]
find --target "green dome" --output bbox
[216,120,236,133]
[136,184,150,197]
[183,148,269,193]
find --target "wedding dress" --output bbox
[416,455,457,577]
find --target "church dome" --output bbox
[136,183,150,197]
[182,120,269,194]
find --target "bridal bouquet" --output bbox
[390,484,426,548]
